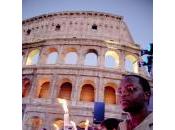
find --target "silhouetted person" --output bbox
[100,118,121,130]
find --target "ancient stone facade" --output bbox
[22,11,151,130]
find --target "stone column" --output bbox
[77,45,84,66]
[99,48,105,68]
[135,55,140,74]
[28,72,38,98]
[42,113,51,130]
[52,75,60,99]
[23,49,29,65]
[22,111,29,130]
[58,45,64,64]
[138,56,146,75]
[97,48,101,67]
[49,74,57,99]
[96,77,104,102]
[38,47,46,65]
[76,77,82,102]
[119,50,125,72]
[72,75,80,105]
[56,45,61,65]
[116,89,119,105]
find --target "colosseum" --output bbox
[22,11,152,130]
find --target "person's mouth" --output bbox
[120,99,129,105]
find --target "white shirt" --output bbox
[119,113,153,130]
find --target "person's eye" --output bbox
[127,87,137,92]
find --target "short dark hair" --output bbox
[101,118,122,130]
[124,74,151,93]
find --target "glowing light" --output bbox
[57,98,68,113]
[105,51,119,68]
[85,119,89,126]
[26,49,40,65]
[53,123,59,130]
[70,121,77,130]
[57,98,70,130]
[85,119,89,130]
[125,55,138,73]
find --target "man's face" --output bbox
[117,76,147,113]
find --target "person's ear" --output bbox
[144,91,151,101]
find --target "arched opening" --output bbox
[52,118,64,130]
[104,86,116,104]
[92,24,97,30]
[80,84,94,102]
[125,55,138,73]
[84,49,98,66]
[64,52,77,64]
[58,82,72,100]
[46,52,58,64]
[105,51,119,68]
[26,49,40,65]
[38,82,50,98]
[55,24,61,31]
[22,78,31,97]
[26,29,31,35]
[27,116,42,130]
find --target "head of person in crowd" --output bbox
[117,74,151,114]
[100,118,122,130]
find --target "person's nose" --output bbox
[120,88,129,97]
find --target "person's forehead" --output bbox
[120,76,141,87]
[122,76,139,83]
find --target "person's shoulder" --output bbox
[134,113,153,130]
[145,112,153,123]
[118,120,127,130]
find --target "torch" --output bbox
[85,119,89,130]
[57,98,70,130]
[70,121,77,130]
[53,123,59,130]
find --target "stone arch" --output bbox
[92,24,97,30]
[125,54,138,73]
[38,82,50,98]
[22,78,31,97]
[84,49,98,66]
[105,50,119,68]
[26,116,43,130]
[80,80,95,102]
[57,79,72,100]
[52,118,64,130]
[63,47,78,64]
[36,77,51,98]
[26,49,40,65]
[46,48,58,64]
[104,82,118,104]
[55,24,61,31]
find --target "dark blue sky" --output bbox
[22,0,152,49]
